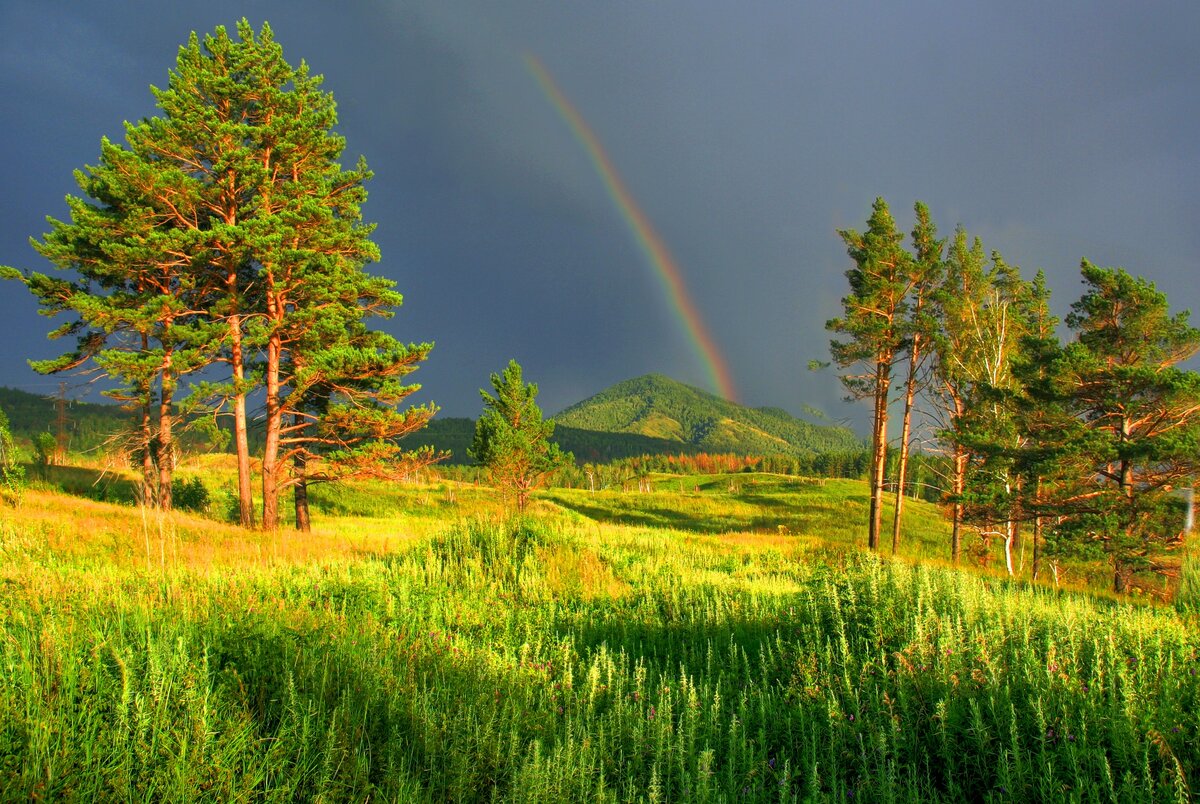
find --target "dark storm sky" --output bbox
[1,1,1197,429]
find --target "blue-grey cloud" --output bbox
[1,1,1196,432]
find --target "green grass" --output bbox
[1,491,1198,801]
[549,474,968,565]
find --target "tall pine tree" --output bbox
[891,202,944,554]
[828,198,912,550]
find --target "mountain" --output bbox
[399,415,712,465]
[551,374,861,458]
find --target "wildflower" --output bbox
[649,705,656,720]
[768,757,776,769]
[847,713,855,722]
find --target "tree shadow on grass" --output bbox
[549,497,742,533]
[34,463,138,504]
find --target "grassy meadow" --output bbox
[1,463,1197,801]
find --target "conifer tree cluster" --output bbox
[4,21,438,529]
[829,199,1200,590]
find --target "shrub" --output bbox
[172,476,210,513]
[0,408,23,500]
[33,431,57,467]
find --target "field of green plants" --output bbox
[0,472,1197,801]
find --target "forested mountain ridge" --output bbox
[2,376,863,465]
[0,386,130,452]
[551,374,861,457]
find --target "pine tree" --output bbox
[471,360,572,513]
[828,198,912,550]
[16,118,213,509]
[1046,262,1200,591]
[5,21,435,525]
[143,24,271,526]
[891,202,944,554]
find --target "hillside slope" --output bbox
[552,374,861,457]
[0,386,130,452]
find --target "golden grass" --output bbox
[1,489,431,572]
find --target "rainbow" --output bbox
[524,53,738,402]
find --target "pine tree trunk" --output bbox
[892,332,921,555]
[1118,464,1135,593]
[294,452,311,533]
[868,361,890,551]
[1117,422,1134,593]
[1011,478,1023,562]
[229,305,255,528]
[156,369,174,512]
[260,328,282,530]
[140,388,155,505]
